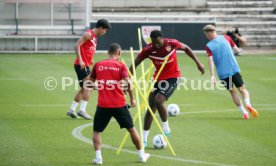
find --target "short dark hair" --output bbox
[150,30,163,39]
[95,19,112,29]
[108,43,121,55]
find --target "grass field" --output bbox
[0,53,276,166]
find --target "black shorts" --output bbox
[93,106,134,132]
[221,72,244,90]
[74,64,91,87]
[153,78,180,100]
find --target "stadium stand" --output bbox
[0,0,90,53]
[0,0,275,52]
[92,0,276,49]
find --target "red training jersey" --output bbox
[90,59,129,108]
[74,29,97,67]
[137,38,182,81]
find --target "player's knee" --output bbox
[238,85,246,92]
[149,99,157,109]
[229,88,236,94]
[127,127,134,133]
[154,96,165,106]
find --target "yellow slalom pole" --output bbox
[122,59,176,156]
[117,29,147,155]
[138,28,147,96]
[116,50,175,156]
[137,68,150,81]
[117,50,174,154]
[116,47,144,155]
[146,50,175,96]
[131,47,144,151]
[138,27,154,96]
[138,28,142,51]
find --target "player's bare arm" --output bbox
[129,57,143,75]
[208,56,216,84]
[123,77,136,108]
[233,45,242,55]
[180,43,205,75]
[75,32,92,69]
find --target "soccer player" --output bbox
[90,43,150,164]
[67,19,111,120]
[129,30,205,147]
[202,24,259,119]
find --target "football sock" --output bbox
[137,149,145,158]
[162,120,169,129]
[79,100,88,112]
[70,101,78,112]
[95,150,102,159]
[143,130,150,142]
[244,98,251,107]
[238,105,247,114]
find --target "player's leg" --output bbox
[92,131,103,165]
[143,92,157,147]
[229,88,249,119]
[154,93,171,135]
[74,88,84,102]
[113,106,150,163]
[222,75,248,119]
[144,92,157,130]
[76,66,93,120]
[128,127,150,163]
[92,107,112,164]
[67,88,83,118]
[154,78,179,135]
[232,73,259,117]
[67,65,87,118]
[238,85,259,117]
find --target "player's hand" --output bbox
[130,99,136,108]
[211,75,216,85]
[197,63,205,75]
[79,60,85,69]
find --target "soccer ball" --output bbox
[167,103,180,116]
[152,134,167,149]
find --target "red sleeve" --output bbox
[90,63,97,79]
[205,46,213,57]
[224,35,236,47]
[169,39,182,49]
[137,48,149,61]
[121,63,129,79]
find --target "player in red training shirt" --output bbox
[129,30,205,147]
[67,19,111,120]
[90,43,150,164]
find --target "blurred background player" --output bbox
[129,30,205,147]
[225,27,247,55]
[90,43,150,164]
[67,19,111,120]
[202,24,259,120]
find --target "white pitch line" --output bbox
[72,123,235,166]
[259,78,276,81]
[177,104,193,106]
[255,104,276,106]
[256,108,276,111]
[0,78,25,81]
[179,109,234,115]
[179,107,275,115]
[21,104,69,107]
